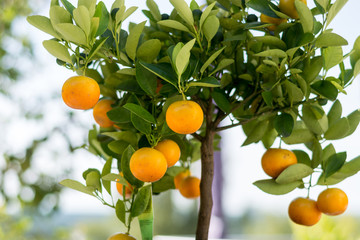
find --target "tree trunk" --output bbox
[196,127,215,239]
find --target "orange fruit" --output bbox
[129,147,167,182]
[154,139,181,167]
[61,76,100,110]
[179,176,200,199]
[174,169,191,189]
[261,148,297,178]
[288,197,322,226]
[116,173,133,199]
[317,188,348,216]
[260,14,287,31]
[93,99,115,128]
[107,233,136,240]
[165,100,204,134]
[279,0,307,19]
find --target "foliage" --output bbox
[28,0,360,238]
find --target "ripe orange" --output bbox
[116,174,133,199]
[174,169,191,189]
[154,139,181,167]
[279,0,307,19]
[107,233,136,240]
[260,14,287,31]
[288,197,322,226]
[261,148,297,178]
[129,147,167,182]
[317,188,348,216]
[61,76,100,110]
[179,176,200,199]
[166,100,204,134]
[93,99,115,128]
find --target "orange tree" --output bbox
[28,0,360,239]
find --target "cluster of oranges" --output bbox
[261,148,348,226]
[260,0,307,31]
[62,76,204,200]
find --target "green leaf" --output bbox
[123,103,156,124]
[121,146,144,188]
[136,61,157,96]
[326,0,348,28]
[324,152,347,178]
[175,39,196,76]
[311,80,338,101]
[157,20,191,33]
[293,150,311,167]
[73,6,91,37]
[282,121,314,144]
[210,59,234,76]
[108,140,130,154]
[188,76,220,88]
[152,175,175,193]
[131,113,152,134]
[146,0,161,21]
[346,109,360,136]
[324,117,350,140]
[115,200,126,224]
[137,39,161,63]
[253,179,302,195]
[301,56,323,83]
[27,15,61,39]
[327,100,342,126]
[101,158,113,195]
[78,0,96,16]
[284,80,304,104]
[121,6,138,22]
[246,0,279,18]
[140,62,178,88]
[49,6,72,25]
[94,2,109,37]
[169,0,194,27]
[295,0,313,33]
[102,173,127,184]
[42,40,72,64]
[203,15,219,42]
[353,59,360,78]
[315,0,329,11]
[315,32,348,48]
[311,140,323,168]
[274,113,294,137]
[55,23,88,46]
[242,120,269,146]
[253,36,287,50]
[321,143,336,169]
[59,179,95,196]
[199,2,216,30]
[323,46,343,70]
[107,106,131,123]
[302,104,328,135]
[276,164,314,184]
[200,47,225,74]
[211,90,231,113]
[60,0,75,15]
[102,131,138,146]
[131,185,151,217]
[88,38,108,61]
[85,171,102,192]
[125,21,146,61]
[254,49,287,58]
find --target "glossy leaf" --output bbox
[152,175,175,193]
[276,164,313,184]
[60,179,95,196]
[295,0,313,33]
[199,2,216,29]
[140,62,178,88]
[125,21,146,61]
[137,39,161,63]
[169,0,194,27]
[131,113,152,134]
[246,0,279,18]
[203,15,219,42]
[327,100,342,126]
[131,185,151,217]
[146,0,161,21]
[326,0,348,28]
[136,61,157,96]
[282,121,314,144]
[254,49,287,58]
[116,200,126,224]
[323,46,343,70]
[188,76,220,88]
[253,179,302,195]
[212,90,231,113]
[121,146,144,188]
[27,15,61,39]
[293,150,311,167]
[94,1,109,36]
[60,0,76,15]
[175,39,196,76]
[157,20,191,33]
[101,158,113,195]
[210,59,234,76]
[42,40,72,64]
[73,6,91,36]
[346,109,360,136]
[324,152,347,178]
[324,117,350,140]
[123,103,156,124]
[55,23,88,46]
[242,120,269,146]
[274,113,294,137]
[315,32,348,48]
[302,104,328,135]
[200,47,225,74]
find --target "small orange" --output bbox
[288,197,322,226]
[107,233,136,240]
[279,0,307,19]
[154,139,181,167]
[129,147,167,182]
[261,148,297,178]
[317,188,348,216]
[179,176,200,199]
[93,99,115,128]
[260,14,287,31]
[174,169,191,189]
[116,173,133,199]
[166,100,204,134]
[61,76,100,110]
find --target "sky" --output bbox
[5,0,360,220]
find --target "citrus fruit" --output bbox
[179,176,200,199]
[288,197,322,226]
[61,76,100,110]
[116,173,133,199]
[93,99,115,128]
[166,100,204,134]
[317,188,348,216]
[261,148,297,178]
[129,147,167,182]
[174,169,191,189]
[260,14,287,31]
[107,233,136,240]
[279,0,307,19]
[154,139,181,167]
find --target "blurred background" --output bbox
[1,0,360,239]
